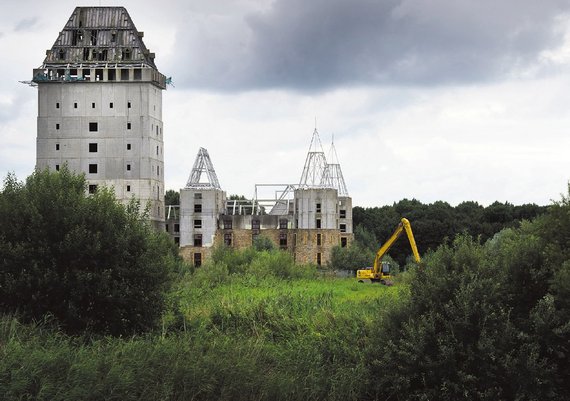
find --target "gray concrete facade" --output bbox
[33,7,166,226]
[180,188,226,247]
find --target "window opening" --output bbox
[317,233,322,246]
[89,143,97,152]
[340,223,347,233]
[280,233,288,249]
[224,233,232,246]
[88,184,98,194]
[89,164,98,174]
[194,234,203,247]
[340,209,346,219]
[126,164,131,171]
[90,30,97,46]
[316,203,321,213]
[224,219,232,230]
[174,223,180,232]
[89,122,98,132]
[279,219,288,229]
[341,237,348,248]
[317,253,322,266]
[127,122,131,130]
[194,219,202,228]
[127,143,131,150]
[126,185,131,192]
[55,143,60,150]
[56,124,60,130]
[194,252,202,267]
[316,219,321,229]
[55,164,60,171]
[194,204,202,213]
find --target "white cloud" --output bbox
[1,1,569,209]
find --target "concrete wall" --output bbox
[180,188,226,247]
[175,189,355,267]
[294,188,338,229]
[36,76,164,223]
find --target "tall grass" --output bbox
[1,247,405,401]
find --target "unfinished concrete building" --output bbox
[31,6,167,227]
[172,129,354,267]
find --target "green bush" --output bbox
[0,168,182,336]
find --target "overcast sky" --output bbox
[1,0,570,207]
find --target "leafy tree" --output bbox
[363,189,570,400]
[0,168,182,336]
[328,244,374,271]
[165,189,180,205]
[253,235,276,252]
[353,199,547,265]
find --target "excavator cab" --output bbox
[381,261,390,274]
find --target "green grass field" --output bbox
[1,266,405,401]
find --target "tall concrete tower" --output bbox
[32,6,167,227]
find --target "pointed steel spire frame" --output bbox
[299,128,333,189]
[185,147,221,189]
[327,136,349,196]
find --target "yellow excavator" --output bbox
[357,218,421,284]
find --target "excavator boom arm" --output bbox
[372,218,421,274]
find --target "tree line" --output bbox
[348,199,547,267]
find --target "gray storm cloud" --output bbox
[170,0,570,91]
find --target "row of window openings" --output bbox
[186,231,347,255]
[55,143,160,156]
[56,122,159,135]
[165,223,180,233]
[60,50,136,63]
[56,101,132,110]
[314,203,347,219]
[55,101,157,115]
[167,222,345,249]
[85,162,160,176]
[86,183,146,195]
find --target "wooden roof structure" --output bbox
[42,6,157,69]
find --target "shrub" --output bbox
[0,168,181,336]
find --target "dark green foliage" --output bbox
[0,168,182,336]
[364,190,570,401]
[353,199,547,265]
[164,189,179,205]
[253,234,276,252]
[328,243,374,271]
